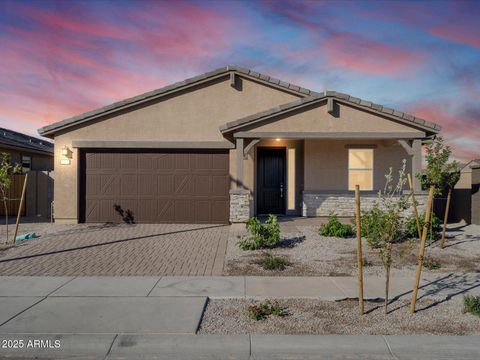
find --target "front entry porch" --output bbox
[223,94,437,223]
[229,136,426,223]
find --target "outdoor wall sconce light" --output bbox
[60,146,72,165]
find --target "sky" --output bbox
[0,0,479,162]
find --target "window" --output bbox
[348,149,373,190]
[287,148,295,210]
[21,155,32,173]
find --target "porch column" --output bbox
[236,138,244,189]
[230,137,250,223]
[412,139,422,192]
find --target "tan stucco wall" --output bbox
[53,76,300,223]
[304,139,412,191]
[456,170,472,189]
[246,101,422,134]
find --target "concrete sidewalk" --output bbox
[1,273,478,299]
[0,275,479,359]
[0,334,479,359]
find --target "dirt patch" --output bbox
[198,298,480,335]
[224,222,480,276]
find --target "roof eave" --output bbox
[220,93,441,135]
[37,65,313,137]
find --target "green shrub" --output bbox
[362,258,373,267]
[463,295,480,317]
[257,253,290,270]
[405,213,441,241]
[319,213,354,238]
[237,214,280,250]
[423,257,441,270]
[357,207,392,249]
[248,300,285,320]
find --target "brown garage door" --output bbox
[80,150,230,224]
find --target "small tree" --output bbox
[364,160,408,314]
[417,136,459,247]
[0,153,21,244]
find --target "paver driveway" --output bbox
[0,224,229,276]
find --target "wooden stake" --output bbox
[407,173,422,240]
[12,173,28,245]
[440,188,452,249]
[409,185,435,314]
[355,185,364,315]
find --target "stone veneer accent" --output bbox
[302,191,428,218]
[229,190,250,223]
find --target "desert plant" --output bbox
[248,300,285,320]
[358,207,390,249]
[405,213,441,242]
[463,295,480,317]
[0,153,21,244]
[257,252,290,270]
[237,214,280,250]
[319,212,353,238]
[362,258,373,267]
[423,257,441,270]
[366,160,409,314]
[417,136,460,249]
[417,136,459,196]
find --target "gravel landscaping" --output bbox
[198,297,480,335]
[224,221,480,276]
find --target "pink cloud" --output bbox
[430,25,480,49]
[323,32,423,76]
[408,102,480,162]
[0,1,247,130]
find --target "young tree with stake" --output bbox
[417,137,459,248]
[363,160,409,314]
[0,153,21,244]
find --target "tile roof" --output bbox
[37,65,441,137]
[220,91,441,134]
[38,65,314,137]
[0,127,53,155]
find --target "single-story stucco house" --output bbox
[38,65,440,224]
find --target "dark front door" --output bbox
[257,148,286,214]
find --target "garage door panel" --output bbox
[212,175,229,195]
[157,154,174,170]
[174,174,194,195]
[174,154,190,170]
[212,153,229,170]
[158,175,174,195]
[193,153,212,170]
[195,200,211,222]
[120,174,138,196]
[82,150,229,224]
[120,153,138,169]
[195,175,211,194]
[139,175,157,196]
[211,200,229,223]
[174,200,194,222]
[157,199,175,222]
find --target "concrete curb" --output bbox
[0,334,478,360]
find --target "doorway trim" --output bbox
[256,147,286,215]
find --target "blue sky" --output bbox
[0,0,479,161]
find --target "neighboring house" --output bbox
[38,65,440,225]
[0,127,54,218]
[456,159,480,189]
[450,159,480,223]
[0,127,54,172]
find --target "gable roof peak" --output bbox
[38,65,313,137]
